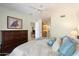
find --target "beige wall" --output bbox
[0,6,35,42]
[0,5,79,42]
[51,7,78,38]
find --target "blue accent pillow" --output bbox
[61,35,68,40]
[47,37,56,47]
[58,37,76,56]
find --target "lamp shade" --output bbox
[78,25,79,31]
[71,30,78,36]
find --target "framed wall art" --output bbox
[7,16,22,29]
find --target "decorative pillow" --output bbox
[58,37,76,56]
[52,37,61,52]
[73,51,79,56]
[60,35,70,46]
[47,37,56,47]
[60,35,67,40]
[63,36,76,43]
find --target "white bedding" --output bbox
[9,39,79,56]
[9,39,57,56]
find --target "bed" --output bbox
[9,39,55,56]
[9,36,79,56]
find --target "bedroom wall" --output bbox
[50,7,78,38]
[0,6,35,42]
[0,5,79,42]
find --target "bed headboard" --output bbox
[1,30,28,55]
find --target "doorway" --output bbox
[42,17,51,38]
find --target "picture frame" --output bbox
[7,16,22,29]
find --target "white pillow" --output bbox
[73,51,79,56]
[52,38,61,52]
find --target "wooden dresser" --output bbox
[1,30,28,55]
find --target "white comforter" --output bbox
[9,39,57,56]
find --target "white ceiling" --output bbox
[0,3,79,18]
[0,3,50,14]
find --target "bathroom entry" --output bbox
[42,17,51,38]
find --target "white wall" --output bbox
[0,5,79,42]
[51,7,78,38]
[0,6,35,42]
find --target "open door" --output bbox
[42,17,51,38]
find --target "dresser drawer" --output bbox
[1,30,28,54]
